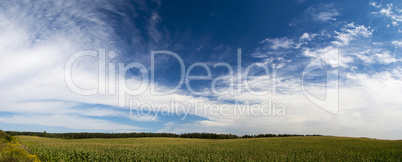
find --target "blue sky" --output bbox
[0,0,401,139]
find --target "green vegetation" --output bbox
[0,130,40,162]
[0,130,7,144]
[16,136,402,161]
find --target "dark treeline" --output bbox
[180,133,238,139]
[5,131,324,139]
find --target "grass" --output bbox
[0,131,40,162]
[15,136,402,161]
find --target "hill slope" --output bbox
[0,130,7,143]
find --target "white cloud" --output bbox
[353,49,399,64]
[372,2,402,28]
[370,2,381,8]
[298,32,331,45]
[309,3,339,22]
[332,23,373,46]
[300,33,318,41]
[262,37,296,50]
[129,115,158,122]
[303,46,353,68]
[376,52,398,64]
[147,11,162,43]
[378,3,402,22]
[392,40,402,47]
[315,11,339,22]
[0,0,151,131]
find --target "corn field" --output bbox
[16,136,402,161]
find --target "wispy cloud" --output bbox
[371,2,402,27]
[353,49,399,64]
[0,0,151,131]
[392,40,402,47]
[379,3,402,22]
[261,37,299,50]
[332,23,373,46]
[309,3,340,22]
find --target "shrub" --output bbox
[5,135,13,142]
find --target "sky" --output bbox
[0,0,401,139]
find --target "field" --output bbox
[16,136,402,161]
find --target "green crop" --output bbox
[16,136,402,161]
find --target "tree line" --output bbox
[5,131,324,139]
